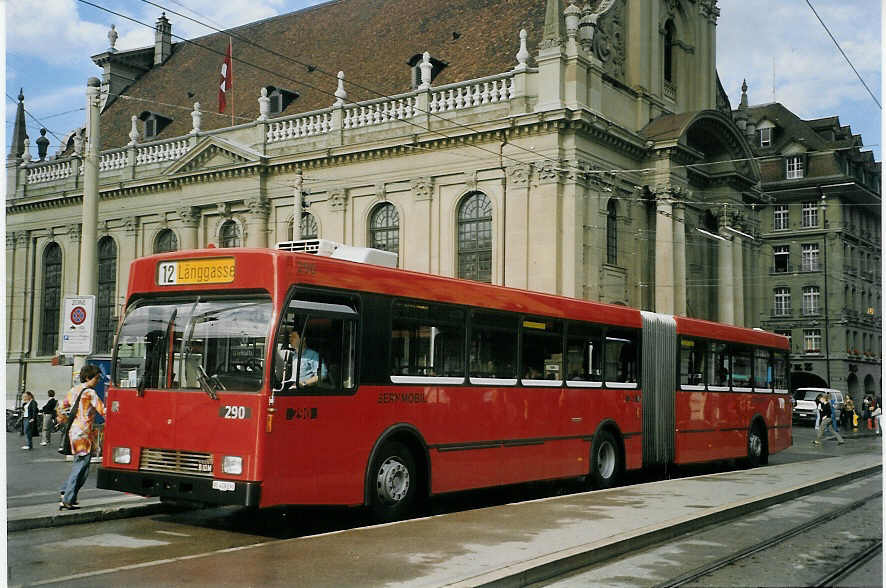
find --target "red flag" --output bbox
[218,39,232,114]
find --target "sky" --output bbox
[3,0,882,161]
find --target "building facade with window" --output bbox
[6,0,787,398]
[735,89,882,402]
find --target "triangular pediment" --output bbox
[164,136,264,176]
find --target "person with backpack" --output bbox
[813,393,844,445]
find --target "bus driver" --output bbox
[277,328,325,388]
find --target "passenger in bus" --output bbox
[279,329,325,388]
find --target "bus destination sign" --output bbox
[157,258,236,286]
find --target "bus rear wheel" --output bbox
[589,429,622,489]
[746,423,768,468]
[369,441,417,522]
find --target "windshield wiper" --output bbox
[195,363,225,400]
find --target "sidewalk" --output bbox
[5,431,165,532]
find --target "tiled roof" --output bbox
[98,0,546,149]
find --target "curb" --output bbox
[7,500,170,533]
[450,463,883,588]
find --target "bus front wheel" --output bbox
[589,429,622,489]
[369,441,417,522]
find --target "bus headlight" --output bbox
[222,455,243,475]
[113,447,131,464]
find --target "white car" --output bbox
[793,387,844,424]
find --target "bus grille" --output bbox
[139,448,214,477]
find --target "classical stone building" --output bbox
[733,84,882,404]
[5,0,789,401]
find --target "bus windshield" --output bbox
[114,296,273,393]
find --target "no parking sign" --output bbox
[61,296,96,354]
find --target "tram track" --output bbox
[655,491,883,588]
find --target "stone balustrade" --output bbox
[266,109,333,143]
[342,93,418,129]
[26,159,72,184]
[135,138,191,165]
[16,65,522,192]
[428,73,514,114]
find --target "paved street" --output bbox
[6,425,882,586]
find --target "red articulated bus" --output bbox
[98,245,792,521]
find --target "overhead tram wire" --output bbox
[140,0,882,183]
[79,0,555,173]
[5,93,69,145]
[74,1,884,195]
[805,0,881,110]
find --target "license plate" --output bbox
[157,258,235,286]
[212,480,235,492]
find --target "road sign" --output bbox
[61,296,96,355]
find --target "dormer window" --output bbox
[759,126,772,147]
[786,155,805,179]
[408,54,448,89]
[263,86,299,116]
[138,111,172,139]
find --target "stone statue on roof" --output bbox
[108,24,118,51]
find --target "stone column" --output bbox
[654,192,675,315]
[559,163,584,299]
[673,198,687,316]
[528,161,561,294]
[8,231,30,358]
[117,217,138,300]
[178,206,201,250]
[244,198,270,248]
[64,224,82,300]
[505,164,531,289]
[732,233,744,326]
[408,179,433,274]
[717,229,734,325]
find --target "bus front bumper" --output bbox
[97,467,261,507]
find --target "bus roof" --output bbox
[126,248,788,347]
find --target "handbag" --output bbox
[58,387,86,455]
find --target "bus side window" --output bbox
[520,317,562,382]
[604,329,637,385]
[753,348,771,391]
[731,346,753,389]
[566,322,602,384]
[679,338,706,387]
[707,342,729,388]
[391,301,464,378]
[470,311,517,380]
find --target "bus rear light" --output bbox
[113,447,132,464]
[222,455,243,475]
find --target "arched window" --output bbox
[457,192,492,283]
[369,203,400,253]
[288,213,318,240]
[606,199,618,265]
[154,229,178,253]
[664,20,676,84]
[39,243,62,355]
[220,220,241,248]
[96,237,117,353]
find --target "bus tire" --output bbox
[369,441,417,522]
[746,422,768,468]
[589,429,621,489]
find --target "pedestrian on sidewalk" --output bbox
[813,393,843,445]
[58,365,105,510]
[20,392,38,450]
[40,390,57,446]
[843,395,856,431]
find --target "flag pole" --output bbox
[230,37,234,126]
